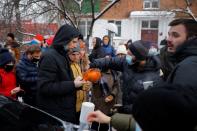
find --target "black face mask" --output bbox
[4,65,14,72]
[32,58,40,63]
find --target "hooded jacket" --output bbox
[37,24,80,123]
[90,55,161,113]
[89,37,106,62]
[167,37,197,87]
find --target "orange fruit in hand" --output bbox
[83,69,101,83]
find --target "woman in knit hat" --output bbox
[116,44,127,57]
[0,48,22,99]
[90,40,162,114]
[68,45,91,124]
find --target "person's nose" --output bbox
[70,43,77,48]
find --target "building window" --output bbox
[108,20,121,37]
[143,0,159,9]
[150,20,158,29]
[142,20,158,29]
[78,20,91,38]
[142,21,149,28]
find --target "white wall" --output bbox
[158,17,174,48]
[92,19,134,49]
[92,20,108,38]
[91,16,174,49]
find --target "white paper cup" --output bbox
[80,102,95,124]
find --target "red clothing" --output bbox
[0,68,16,98]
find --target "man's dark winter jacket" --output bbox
[167,37,197,87]
[90,55,161,113]
[16,54,38,105]
[160,46,176,81]
[37,24,80,123]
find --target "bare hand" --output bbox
[74,76,86,88]
[87,110,111,124]
[82,81,92,91]
[11,87,24,95]
[105,95,114,103]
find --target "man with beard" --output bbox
[87,18,197,131]
[37,24,88,124]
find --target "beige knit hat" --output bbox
[116,45,127,55]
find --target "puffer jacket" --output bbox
[90,55,161,113]
[16,54,38,105]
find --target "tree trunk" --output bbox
[14,0,23,42]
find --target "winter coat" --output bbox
[16,54,38,105]
[90,55,161,114]
[132,84,197,131]
[160,46,176,81]
[89,37,106,62]
[167,37,197,87]
[102,44,115,57]
[37,24,81,124]
[0,69,16,98]
[110,113,136,131]
[91,70,119,115]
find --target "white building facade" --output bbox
[91,11,175,49]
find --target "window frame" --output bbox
[141,20,159,30]
[78,19,92,39]
[143,0,160,10]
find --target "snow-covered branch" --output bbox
[95,0,120,20]
[171,0,196,22]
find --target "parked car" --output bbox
[0,95,79,131]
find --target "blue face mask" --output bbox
[125,55,133,65]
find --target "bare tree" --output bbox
[87,0,120,42]
[170,0,197,21]
[160,0,197,21]
[0,0,23,41]
[0,0,120,45]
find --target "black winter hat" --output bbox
[69,44,80,53]
[0,48,14,67]
[128,40,148,61]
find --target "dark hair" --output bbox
[169,19,197,39]
[26,45,41,54]
[78,34,84,40]
[94,37,102,50]
[126,39,132,49]
[7,33,15,40]
[102,35,110,44]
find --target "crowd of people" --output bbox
[0,18,196,131]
